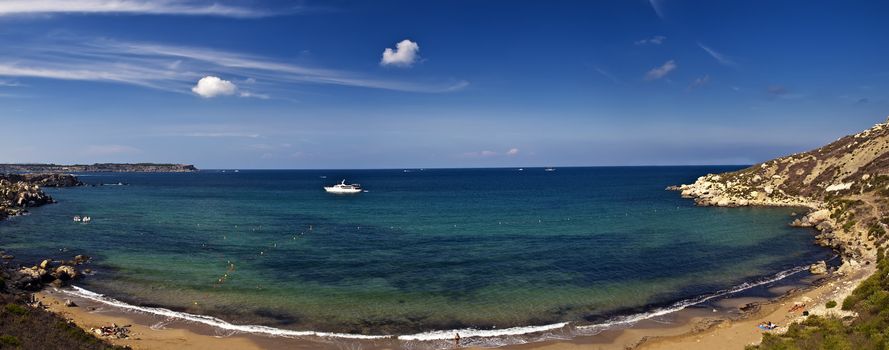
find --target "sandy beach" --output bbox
[34,261,873,350]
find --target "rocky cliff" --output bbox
[0,163,198,173]
[0,174,81,220]
[670,117,889,264]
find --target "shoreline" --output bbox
[7,173,869,350]
[34,255,845,350]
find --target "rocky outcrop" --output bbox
[809,260,828,274]
[0,163,197,173]
[10,256,90,291]
[670,116,889,264]
[0,174,81,220]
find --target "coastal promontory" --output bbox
[0,163,198,174]
[670,118,889,262]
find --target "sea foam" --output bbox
[59,261,821,346]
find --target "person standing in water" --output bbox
[454,333,461,348]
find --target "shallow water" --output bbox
[0,167,831,335]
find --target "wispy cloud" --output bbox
[0,36,468,96]
[462,148,520,158]
[698,42,737,67]
[688,75,710,90]
[593,66,623,85]
[246,143,292,151]
[766,85,805,100]
[635,35,666,45]
[176,132,261,138]
[0,0,280,18]
[767,85,788,96]
[645,60,676,81]
[649,0,666,20]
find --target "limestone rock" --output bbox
[809,261,828,275]
[54,265,78,280]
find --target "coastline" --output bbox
[35,256,848,350]
[6,172,869,350]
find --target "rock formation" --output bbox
[670,117,889,263]
[0,174,81,220]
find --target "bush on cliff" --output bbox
[752,249,889,350]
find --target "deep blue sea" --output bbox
[0,167,831,337]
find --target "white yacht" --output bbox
[324,180,363,194]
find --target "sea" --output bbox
[0,167,832,346]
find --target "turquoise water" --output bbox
[0,167,830,335]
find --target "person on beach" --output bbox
[454,332,461,348]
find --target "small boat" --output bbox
[73,216,82,222]
[324,180,362,194]
[544,168,556,172]
[518,168,524,171]
[82,216,91,223]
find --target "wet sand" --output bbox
[35,261,872,350]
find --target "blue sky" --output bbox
[1,0,887,169]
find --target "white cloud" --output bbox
[506,148,519,156]
[0,0,273,18]
[698,42,736,67]
[645,60,676,81]
[191,76,237,98]
[381,39,420,67]
[635,35,666,45]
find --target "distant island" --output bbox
[0,163,198,173]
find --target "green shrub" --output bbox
[0,335,20,346]
[753,252,889,349]
[3,304,27,316]
[868,223,886,238]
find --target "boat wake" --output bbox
[59,262,822,348]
